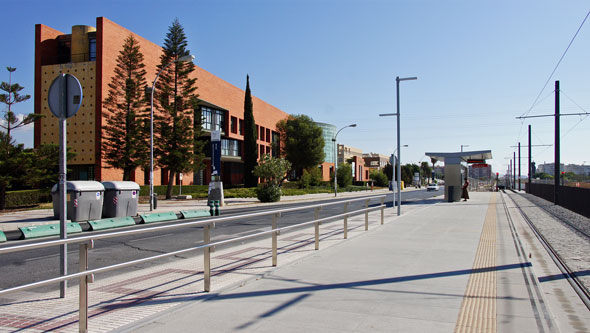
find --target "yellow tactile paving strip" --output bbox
[455,193,497,333]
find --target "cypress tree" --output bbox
[154,19,199,199]
[102,35,149,180]
[243,75,258,187]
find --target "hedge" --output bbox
[5,190,52,208]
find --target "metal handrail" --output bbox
[0,194,386,254]
[0,194,386,332]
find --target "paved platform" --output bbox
[119,192,589,332]
[0,191,588,332]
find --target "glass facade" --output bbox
[315,122,337,164]
[202,106,225,132]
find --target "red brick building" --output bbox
[34,17,289,187]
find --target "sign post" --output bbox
[208,130,224,206]
[48,73,83,298]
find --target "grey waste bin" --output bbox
[447,185,455,202]
[101,181,140,218]
[51,181,105,222]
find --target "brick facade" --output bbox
[35,17,289,187]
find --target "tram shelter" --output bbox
[425,150,492,202]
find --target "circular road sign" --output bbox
[48,73,83,119]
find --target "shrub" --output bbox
[6,189,51,208]
[299,168,322,189]
[369,170,389,187]
[256,184,282,202]
[334,164,352,188]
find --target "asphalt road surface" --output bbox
[0,188,444,297]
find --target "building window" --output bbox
[256,125,259,140]
[231,116,237,133]
[239,119,244,135]
[272,131,280,157]
[201,107,225,132]
[266,128,271,143]
[89,37,96,61]
[221,139,240,157]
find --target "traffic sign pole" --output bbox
[48,73,83,299]
[59,76,68,298]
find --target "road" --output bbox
[0,188,443,296]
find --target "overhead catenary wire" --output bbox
[520,9,590,119]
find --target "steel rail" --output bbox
[0,194,386,255]
[505,192,590,310]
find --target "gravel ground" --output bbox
[507,191,590,295]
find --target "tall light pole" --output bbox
[461,144,469,152]
[333,124,357,197]
[149,54,195,211]
[392,145,408,211]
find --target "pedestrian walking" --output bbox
[461,178,470,201]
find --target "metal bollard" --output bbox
[79,240,94,333]
[365,199,369,230]
[208,200,214,216]
[343,202,349,239]
[214,200,220,216]
[314,207,321,250]
[272,213,280,266]
[204,223,211,292]
[380,197,384,224]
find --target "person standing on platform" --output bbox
[461,178,470,201]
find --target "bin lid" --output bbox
[102,181,140,191]
[51,181,105,193]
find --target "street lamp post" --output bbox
[149,54,195,211]
[461,144,469,152]
[380,75,417,216]
[333,124,357,197]
[392,145,408,211]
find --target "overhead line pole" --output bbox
[518,142,521,191]
[528,125,532,193]
[555,80,560,205]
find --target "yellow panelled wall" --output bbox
[39,62,96,165]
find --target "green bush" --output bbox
[369,170,389,187]
[224,187,257,198]
[139,185,208,196]
[256,184,282,202]
[6,190,51,208]
[299,168,322,189]
[334,164,353,188]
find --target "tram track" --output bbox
[501,190,590,311]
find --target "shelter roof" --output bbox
[425,150,492,163]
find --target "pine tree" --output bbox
[0,67,40,210]
[243,75,258,187]
[154,19,199,199]
[102,35,149,180]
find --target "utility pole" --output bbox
[555,80,560,205]
[513,151,516,190]
[518,142,521,191]
[527,125,533,193]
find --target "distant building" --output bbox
[537,163,565,175]
[315,122,337,181]
[468,164,492,180]
[565,164,590,176]
[338,144,365,181]
[363,153,389,179]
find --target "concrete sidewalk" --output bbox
[117,191,589,332]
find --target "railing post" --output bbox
[314,207,321,250]
[204,223,211,292]
[79,240,94,333]
[343,202,349,239]
[365,199,369,231]
[272,213,280,266]
[380,197,384,224]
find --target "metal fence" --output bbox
[527,183,590,218]
[0,195,386,332]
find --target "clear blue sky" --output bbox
[2,0,589,175]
